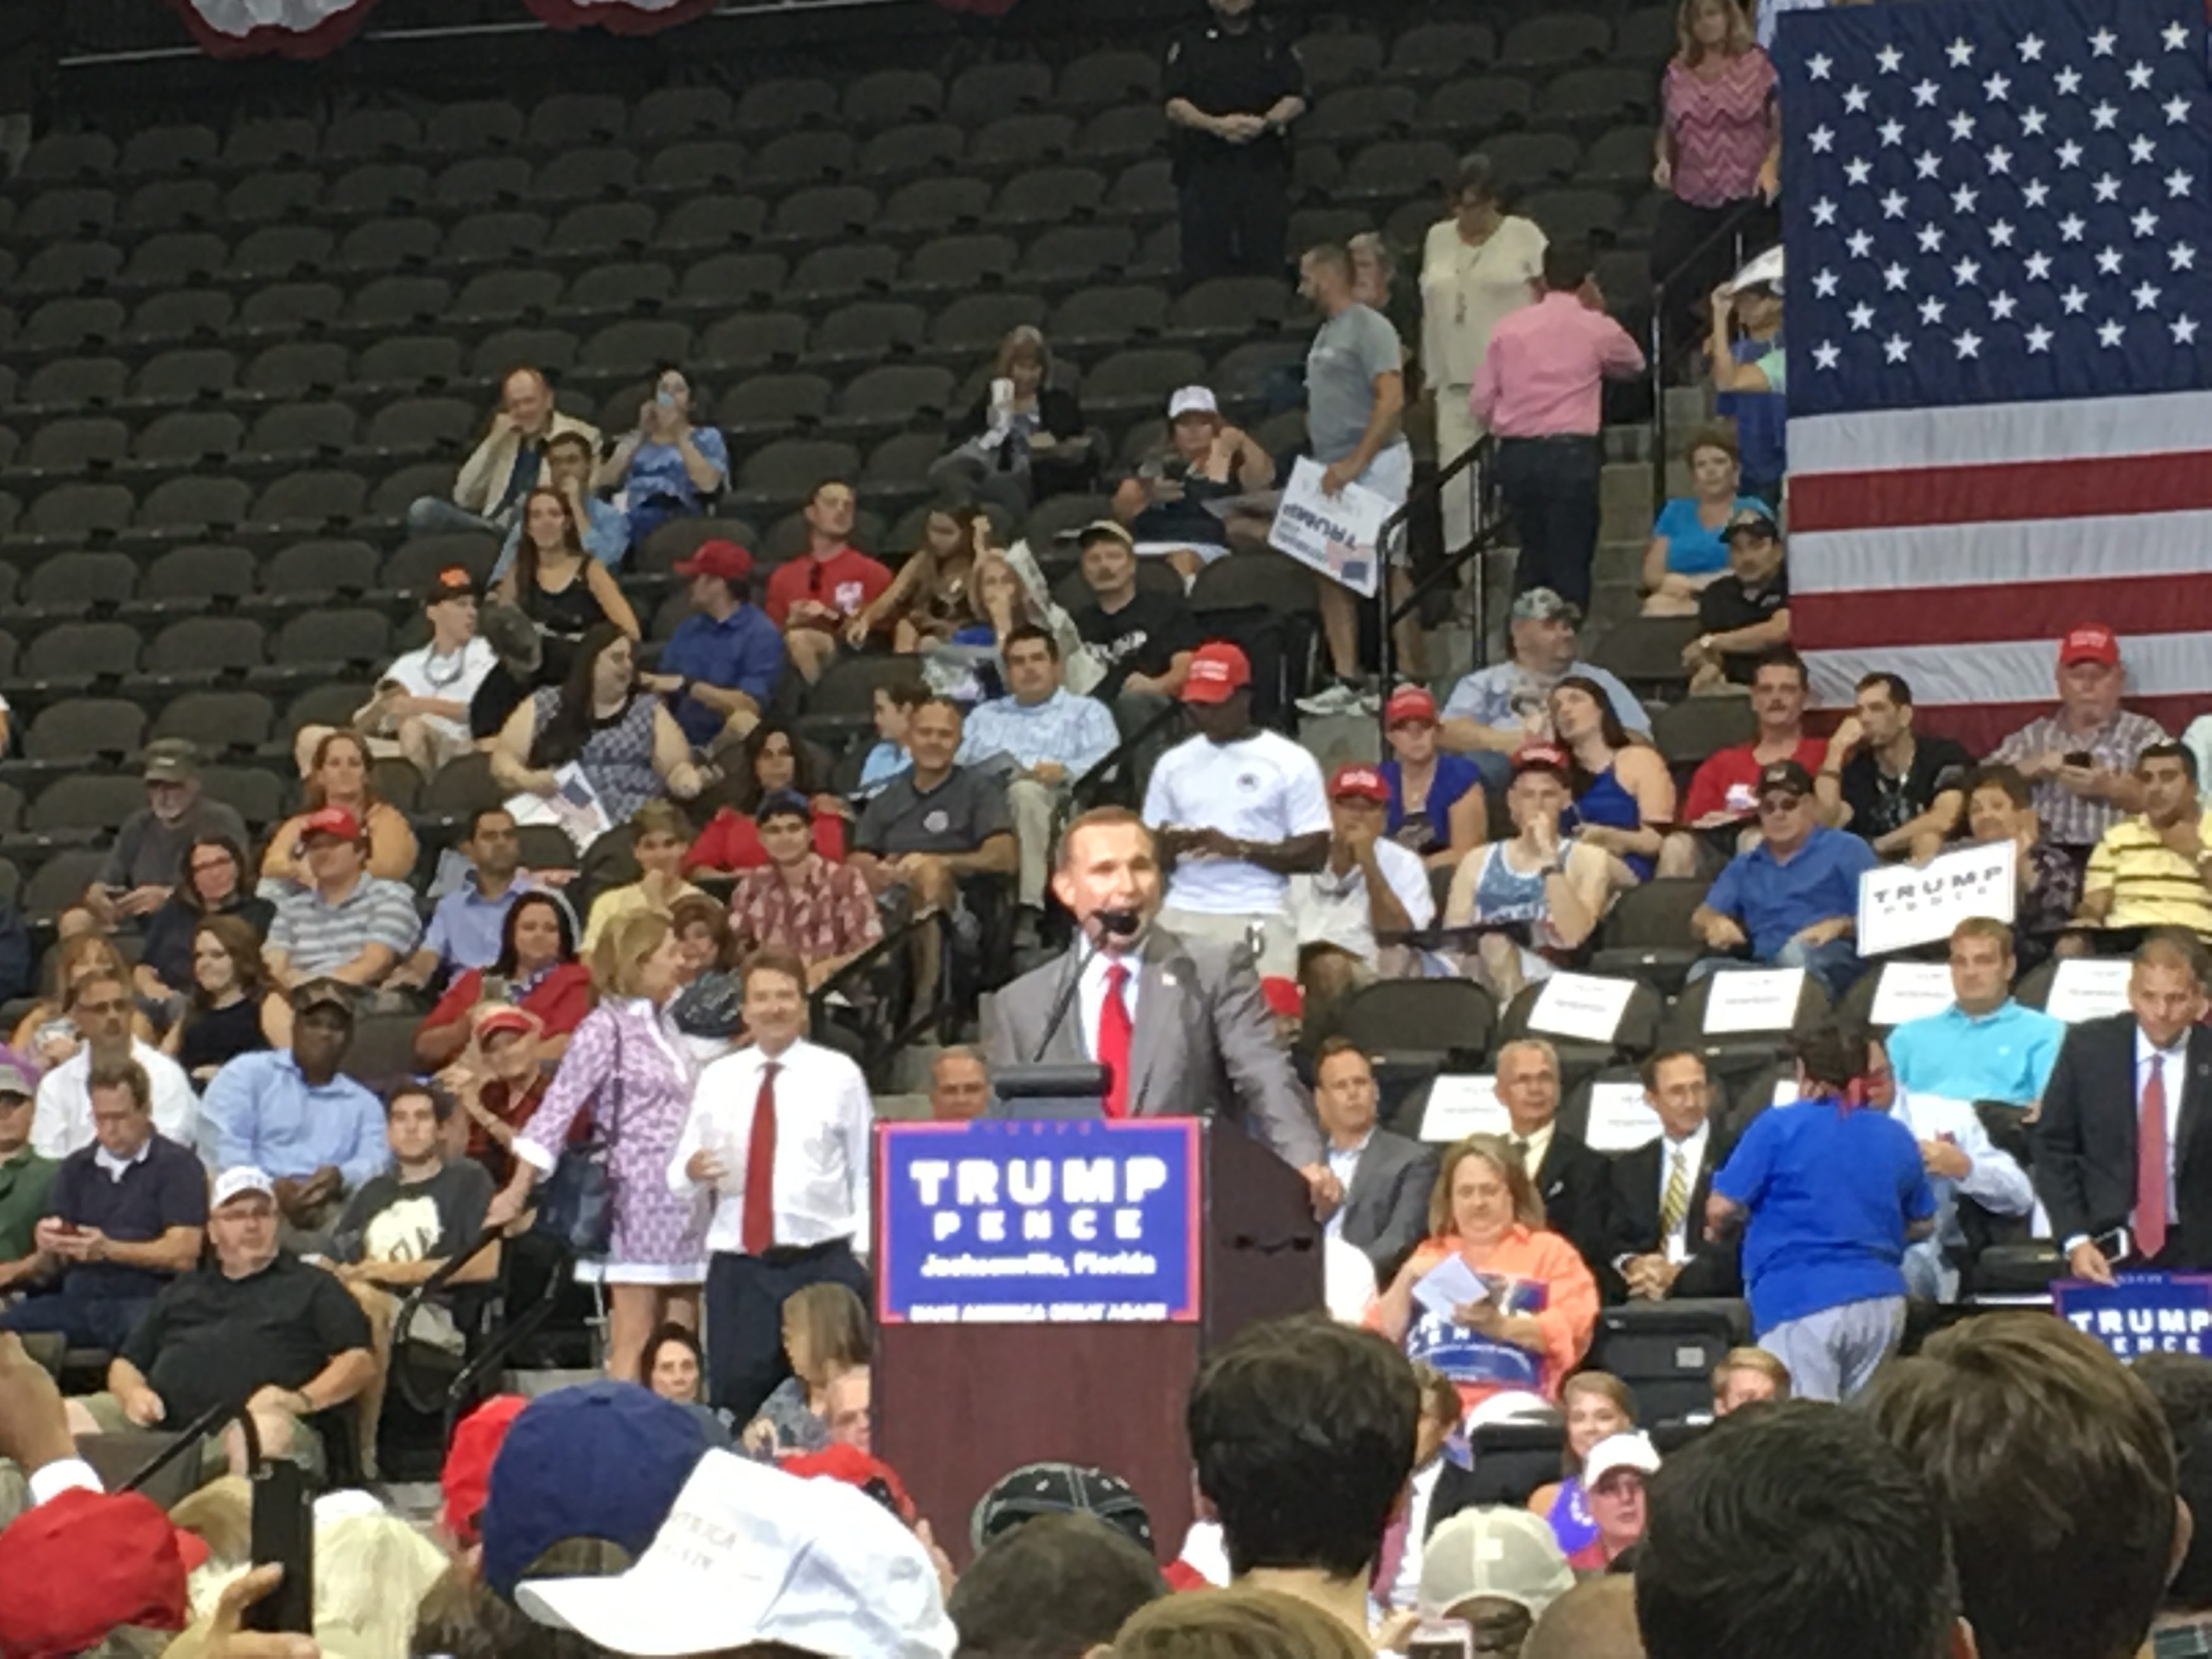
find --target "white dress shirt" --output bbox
[32,1039,198,1161]
[1892,1087,2036,1302]
[1325,1129,1373,1241]
[1510,1119,1555,1177]
[1078,945,1144,1065]
[669,1037,874,1257]
[1655,1122,1710,1264]
[2138,1028,2190,1228]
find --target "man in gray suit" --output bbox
[1311,1036,1437,1279]
[982,805,1332,1210]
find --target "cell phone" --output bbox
[2063,751,2094,769]
[2093,1225,2134,1266]
[246,1459,315,1634]
[1409,1620,1476,1659]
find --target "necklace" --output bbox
[421,643,469,691]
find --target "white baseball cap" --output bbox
[1419,1505,1575,1617]
[1583,1430,1663,1488]
[516,1449,957,1658]
[210,1167,276,1209]
[1167,384,1218,419]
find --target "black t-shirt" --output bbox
[1698,567,1790,684]
[1076,589,1203,701]
[470,662,531,741]
[1840,735,1977,844]
[121,1252,373,1426]
[1163,20,1305,176]
[327,1160,494,1268]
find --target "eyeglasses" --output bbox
[1756,796,1805,815]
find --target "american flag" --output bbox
[1778,0,2212,750]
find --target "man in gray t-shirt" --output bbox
[80,740,250,934]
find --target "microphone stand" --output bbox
[993,910,1138,1110]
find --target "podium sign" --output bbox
[877,1118,1202,1325]
[2056,1273,2212,1360]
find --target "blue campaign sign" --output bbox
[875,1117,1202,1325]
[2055,1273,2212,1360]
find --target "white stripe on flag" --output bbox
[1802,630,2212,710]
[1790,512,2212,593]
[1789,388,2212,475]
[184,0,368,36]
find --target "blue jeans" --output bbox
[407,497,501,537]
[1687,934,1866,1002]
[0,1288,152,1351]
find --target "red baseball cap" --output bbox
[780,1443,916,1524]
[1181,641,1251,704]
[2059,623,2119,667]
[1328,762,1390,803]
[475,1007,540,1043]
[1512,743,1573,778]
[442,1393,531,1545]
[0,1488,204,1656]
[299,804,362,842]
[672,538,755,583]
[1259,976,1303,1019]
[1384,685,1438,726]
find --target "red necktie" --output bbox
[742,1060,781,1256]
[1098,963,1133,1120]
[2139,1055,2170,1261]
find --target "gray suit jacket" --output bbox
[982,927,1325,1169]
[1338,1128,1438,1273]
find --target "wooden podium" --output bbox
[874,1114,1322,1564]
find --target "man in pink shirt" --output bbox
[1471,243,1646,612]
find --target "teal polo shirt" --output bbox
[1886,999,2067,1105]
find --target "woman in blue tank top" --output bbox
[1526,1371,1639,1558]
[1550,676,1674,883]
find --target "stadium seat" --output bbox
[252,471,369,532]
[20,132,116,183]
[23,416,130,475]
[787,243,901,307]
[382,533,499,593]
[1585,615,1699,696]
[720,374,835,434]
[991,166,1106,228]
[843,69,944,130]
[445,211,550,268]
[811,302,927,363]
[244,342,350,399]
[23,850,111,921]
[344,277,455,331]
[124,291,236,348]
[945,63,1054,127]
[530,92,629,150]
[245,404,358,462]
[1542,66,1658,129]
[734,78,840,136]
[738,441,863,511]
[1059,50,1161,110]
[1080,348,1210,418]
[33,773,155,836]
[1336,978,1498,1066]
[1650,699,1758,772]
[24,699,145,763]
[1052,286,1169,350]
[120,178,220,234]
[1304,85,1419,145]
[135,477,252,538]
[1498,14,1613,70]
[26,483,135,542]
[1387,21,1498,80]
[22,358,128,411]
[750,130,858,190]
[1482,131,1583,191]
[645,138,748,195]
[264,538,382,599]
[856,124,966,182]
[231,229,336,284]
[908,233,1019,294]
[274,609,391,672]
[451,270,565,327]
[546,202,657,258]
[1584,125,1662,188]
[879,178,988,237]
[661,195,770,252]
[426,99,526,156]
[1296,32,1387,92]
[143,545,257,605]
[331,217,442,276]
[635,86,732,143]
[224,116,319,171]
[1498,975,1665,1071]
[133,348,238,404]
[1588,877,1713,994]
[1072,106,1166,167]
[1663,971,1833,1071]
[143,616,266,677]
[21,552,137,611]
[21,621,139,683]
[21,299,125,356]
[226,171,323,228]
[932,292,1048,353]
[1021,224,1138,283]
[199,765,289,829]
[1520,187,1624,245]
[20,187,116,241]
[969,113,1075,169]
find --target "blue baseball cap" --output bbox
[478,1381,711,1599]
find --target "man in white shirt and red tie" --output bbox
[2036,935,2212,1281]
[669,946,875,1419]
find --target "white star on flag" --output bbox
[2126,61,2154,90]
[1883,334,1912,362]
[1811,125,1837,152]
[1813,269,1841,296]
[1989,291,2019,319]
[2024,251,2054,279]
[1985,145,2012,173]
[2022,179,2051,207]
[2171,243,2197,272]
[2091,174,2122,202]
[2134,209,2161,238]
[2017,33,2045,61]
[1809,52,1834,80]
[2021,107,2049,135]
[1848,302,1876,329]
[2090,102,2118,130]
[2058,213,2086,241]
[1880,190,1909,218]
[1912,78,1940,106]
[1954,331,1983,358]
[1919,295,1948,324]
[2025,324,2054,351]
[2174,315,2201,344]
[1989,219,2017,246]
[1946,37,1974,66]
[2133,281,2163,310]
[1983,72,2010,101]
[1877,43,1904,71]
[1813,342,1842,370]
[2096,319,2125,346]
[1915,150,1943,178]
[2165,97,2192,125]
[1952,184,1979,213]
[1878,118,1905,145]
[1947,111,1976,140]
[2130,137,2158,165]
[2054,67,2083,95]
[2163,20,2192,50]
[2060,286,2087,313]
[1844,85,1871,112]
[1916,222,1946,252]
[2055,139,2084,167]
[2169,170,2196,198]
[2094,246,2122,274]
[1813,197,1840,225]
[1883,262,1912,290]
[1953,255,1981,284]
[1845,157,1873,185]
[1846,229,1875,257]
[2088,27,2117,56]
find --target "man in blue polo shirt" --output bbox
[1885,915,2066,1107]
[642,540,786,753]
[1708,1023,1936,1401]
[1689,759,1878,999]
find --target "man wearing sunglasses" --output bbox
[1688,760,1877,999]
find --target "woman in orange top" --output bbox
[1367,1133,1600,1410]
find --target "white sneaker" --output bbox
[1296,681,1363,716]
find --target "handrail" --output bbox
[415,1232,576,1439]
[1373,434,1503,723]
[118,1398,263,1491]
[1647,195,1773,513]
[389,1224,510,1417]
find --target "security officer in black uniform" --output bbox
[1164,0,1307,282]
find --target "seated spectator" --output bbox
[593,367,729,551]
[324,1080,498,1477]
[1289,765,1436,1028]
[392,807,567,993]
[667,893,742,1054]
[958,624,1121,938]
[764,479,894,684]
[1640,426,1769,615]
[32,968,198,1158]
[415,892,592,1072]
[1441,589,1651,794]
[492,427,627,578]
[491,624,715,837]
[1658,650,1831,877]
[1708,279,1785,506]
[0,1057,206,1351]
[1886,916,2065,1105]
[439,1006,551,1185]
[494,487,643,688]
[738,1280,873,1457]
[2077,740,2212,945]
[1368,1134,1600,1411]
[932,324,1093,516]
[0,1063,52,1299]
[65,1165,375,1479]
[687,720,849,873]
[16,936,157,1071]
[1569,1433,1658,1572]
[162,916,288,1084]
[262,807,423,990]
[854,679,922,802]
[1689,760,1876,999]
[1682,508,1790,693]
[1988,623,2164,860]
[1071,520,1199,727]
[1552,676,1673,882]
[262,731,420,898]
[72,741,249,939]
[410,365,600,538]
[1110,386,1275,580]
[1710,1345,1790,1414]
[635,540,783,755]
[1379,686,1486,872]
[729,792,884,990]
[1443,747,1617,1001]
[1608,1048,1742,1302]
[1963,762,2086,970]
[1527,1372,1638,1558]
[1815,671,1973,862]
[134,836,273,1006]
[947,545,1100,707]
[1142,643,1330,987]
[200,981,391,1249]
[582,801,703,954]
[929,1046,990,1121]
[845,506,979,655]
[1375,1366,1486,1619]
[303,570,497,781]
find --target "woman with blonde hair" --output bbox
[740,1279,873,1455]
[483,909,705,1378]
[932,324,1093,513]
[13,933,155,1064]
[844,504,981,652]
[1367,1134,1600,1410]
[260,729,418,894]
[1526,1371,1639,1557]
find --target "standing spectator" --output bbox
[485,911,707,1381]
[163,916,286,1083]
[1709,1346,1789,1413]
[1306,1039,1437,1279]
[1963,763,2084,972]
[1609,1048,1742,1301]
[1442,746,1618,1002]
[414,892,592,1071]
[1110,388,1276,580]
[261,806,423,990]
[1689,760,1876,998]
[582,802,703,956]
[593,367,729,552]
[1422,153,1548,552]
[73,741,248,938]
[0,1064,51,1297]
[932,325,1093,515]
[393,807,559,990]
[1071,523,1201,781]
[261,730,419,897]
[1378,686,1487,872]
[764,480,894,684]
[1885,916,2065,1107]
[1289,763,1436,1026]
[410,367,600,537]
[2077,742,2212,945]
[492,428,628,578]
[728,791,884,990]
[1474,244,1647,612]
[1709,275,1786,504]
[949,1513,1168,1659]
[636,540,784,755]
[134,836,272,1004]
[1658,651,1831,876]
[1440,588,1651,796]
[1297,241,1414,715]
[1706,1024,1935,1401]
[1640,426,1768,615]
[494,487,643,688]
[1552,676,1674,884]
[671,948,872,1421]
[31,969,198,1159]
[1682,508,1792,693]
[846,507,978,654]
[1162,0,1307,280]
[1815,672,1974,863]
[1143,643,1331,987]
[322,571,497,781]
[1650,0,1777,371]
[1988,624,2164,861]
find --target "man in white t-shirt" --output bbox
[1290,762,1437,1028]
[1142,641,1330,983]
[296,569,495,779]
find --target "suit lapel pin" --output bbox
[1161,973,1177,988]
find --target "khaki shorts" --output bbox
[1157,906,1298,981]
[77,1392,327,1485]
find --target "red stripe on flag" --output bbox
[1790,453,2212,532]
[1893,695,2208,757]
[1794,575,2212,649]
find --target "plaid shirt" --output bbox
[1988,710,2168,849]
[730,857,883,965]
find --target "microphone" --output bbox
[1028,905,1139,1065]
[1095,908,1140,939]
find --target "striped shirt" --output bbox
[267,875,423,976]
[2083,811,2212,942]
[1663,48,1777,207]
[1989,710,2169,849]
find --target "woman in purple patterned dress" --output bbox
[485,908,707,1379]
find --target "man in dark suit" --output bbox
[2036,935,2212,1279]
[1494,1036,1614,1294]
[981,805,1330,1205]
[1608,1048,1740,1302]
[1310,1036,1437,1281]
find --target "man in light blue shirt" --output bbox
[1439,588,1650,793]
[1887,916,2067,1106]
[391,806,573,990]
[199,981,389,1249]
[490,430,628,578]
